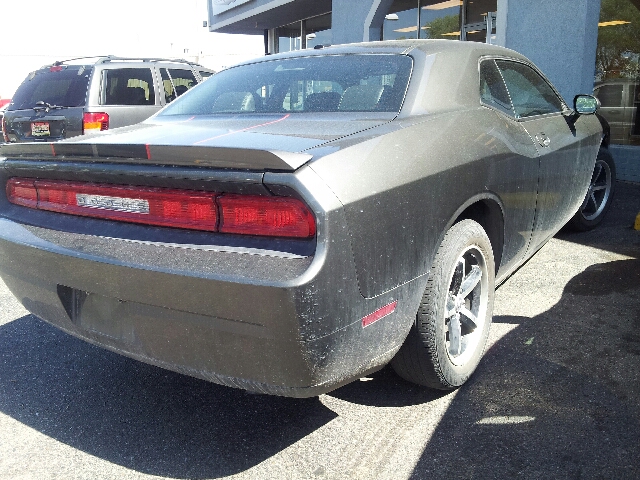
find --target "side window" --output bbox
[160,68,175,104]
[102,68,155,106]
[168,69,197,98]
[495,60,564,119]
[594,84,623,107]
[479,59,514,116]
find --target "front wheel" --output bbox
[567,147,616,232]
[391,220,495,390]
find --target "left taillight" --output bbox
[6,178,316,238]
[8,178,218,232]
[218,194,316,238]
[6,178,38,208]
[83,112,109,133]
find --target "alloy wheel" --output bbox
[580,159,612,221]
[444,245,489,366]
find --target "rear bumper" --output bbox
[0,212,422,397]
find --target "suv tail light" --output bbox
[83,112,109,133]
[6,178,316,238]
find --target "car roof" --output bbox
[236,39,529,65]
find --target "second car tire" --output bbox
[567,147,616,232]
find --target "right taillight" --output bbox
[6,178,316,239]
[218,194,316,238]
[83,112,109,133]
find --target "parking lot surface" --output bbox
[0,182,638,480]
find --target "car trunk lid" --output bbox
[0,113,395,171]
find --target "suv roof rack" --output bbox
[44,56,198,68]
[95,56,196,65]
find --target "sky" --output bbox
[0,0,265,99]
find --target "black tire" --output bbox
[568,147,616,232]
[391,220,495,390]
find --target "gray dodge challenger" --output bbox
[0,40,601,397]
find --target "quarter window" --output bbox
[495,60,564,118]
[160,68,198,104]
[168,69,197,98]
[479,59,514,116]
[160,68,175,104]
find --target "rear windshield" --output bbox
[10,66,91,110]
[159,54,413,116]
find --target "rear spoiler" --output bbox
[0,142,312,172]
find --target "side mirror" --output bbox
[574,94,599,115]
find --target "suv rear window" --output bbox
[159,54,413,115]
[10,66,92,110]
[101,68,155,106]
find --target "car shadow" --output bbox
[408,256,640,479]
[0,315,337,479]
[328,365,449,407]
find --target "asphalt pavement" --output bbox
[0,181,638,480]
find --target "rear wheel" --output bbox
[392,220,495,390]
[568,147,616,231]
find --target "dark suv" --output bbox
[2,56,214,143]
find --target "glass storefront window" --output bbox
[277,21,301,54]
[276,14,331,53]
[306,13,332,49]
[463,0,497,24]
[383,1,419,40]
[595,0,640,145]
[382,0,461,41]
[421,0,462,40]
[462,0,497,43]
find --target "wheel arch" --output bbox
[445,194,505,274]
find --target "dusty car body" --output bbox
[0,40,601,397]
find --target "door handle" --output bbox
[535,133,550,147]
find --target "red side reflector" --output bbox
[362,301,397,328]
[218,194,316,238]
[83,112,109,132]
